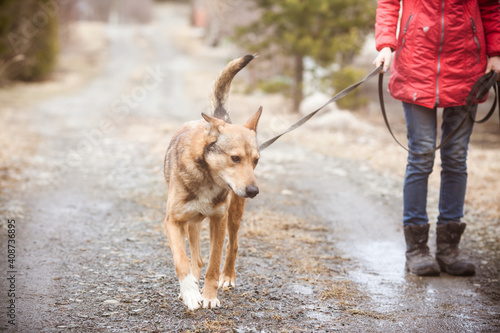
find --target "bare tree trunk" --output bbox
[292,54,303,113]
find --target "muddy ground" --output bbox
[1,3,499,332]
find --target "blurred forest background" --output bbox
[0,0,376,112]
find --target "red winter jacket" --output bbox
[375,0,500,108]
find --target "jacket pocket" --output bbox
[396,14,413,60]
[470,18,480,64]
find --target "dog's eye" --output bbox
[253,158,259,166]
[231,156,241,163]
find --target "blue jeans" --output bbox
[402,102,476,227]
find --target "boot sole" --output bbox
[406,262,440,276]
[437,260,476,276]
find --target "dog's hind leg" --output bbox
[219,194,246,289]
[165,215,204,311]
[201,212,228,308]
[187,221,204,283]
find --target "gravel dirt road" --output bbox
[1,3,499,332]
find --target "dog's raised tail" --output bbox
[210,54,255,123]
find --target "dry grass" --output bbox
[196,318,235,332]
[467,147,500,218]
[320,280,357,302]
[241,209,325,241]
[320,280,390,320]
[240,208,362,295]
[290,258,329,275]
[347,308,391,320]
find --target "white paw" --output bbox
[202,297,220,309]
[179,274,203,311]
[218,278,236,290]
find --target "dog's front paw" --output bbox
[179,274,203,311]
[218,274,236,290]
[201,297,220,309]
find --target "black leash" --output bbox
[471,76,499,124]
[259,65,384,151]
[378,70,499,156]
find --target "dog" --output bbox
[163,55,262,311]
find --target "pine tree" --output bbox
[234,0,376,112]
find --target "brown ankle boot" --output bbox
[404,224,440,276]
[436,222,475,276]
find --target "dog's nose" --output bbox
[245,185,259,198]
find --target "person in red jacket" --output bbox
[373,0,500,276]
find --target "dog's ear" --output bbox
[243,106,263,132]
[202,113,225,136]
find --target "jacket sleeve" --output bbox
[479,0,500,57]
[375,0,401,52]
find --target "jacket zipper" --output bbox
[471,18,480,64]
[396,14,413,60]
[435,0,445,106]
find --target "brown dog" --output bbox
[164,55,261,311]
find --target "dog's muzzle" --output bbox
[245,185,259,198]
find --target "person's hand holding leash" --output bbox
[373,47,393,73]
[486,55,500,80]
